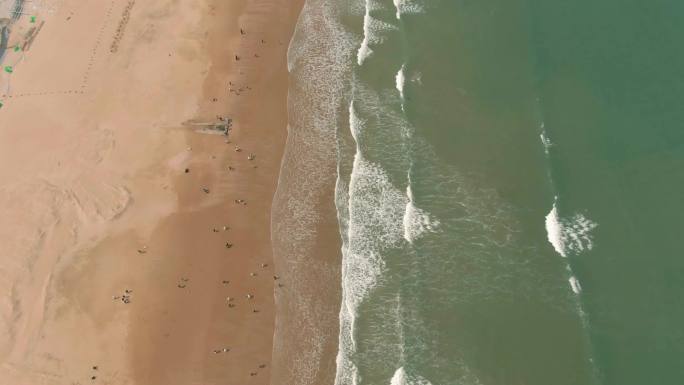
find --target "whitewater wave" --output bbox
[390,367,433,385]
[336,92,441,383]
[568,276,582,294]
[396,65,406,102]
[545,200,597,258]
[271,1,359,384]
[392,0,425,20]
[336,102,408,385]
[343,157,395,307]
[358,0,398,65]
[335,156,399,385]
[403,183,440,243]
[540,131,553,154]
[342,103,413,310]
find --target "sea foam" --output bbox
[396,65,406,100]
[392,0,425,20]
[336,102,409,385]
[540,131,553,154]
[403,183,440,243]
[344,103,405,307]
[545,200,597,258]
[358,0,397,65]
[273,0,359,383]
[568,276,582,294]
[545,203,565,256]
[391,367,433,385]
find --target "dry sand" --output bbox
[0,0,302,384]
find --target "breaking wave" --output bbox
[390,367,433,385]
[545,200,598,258]
[358,0,398,65]
[392,0,425,20]
[403,182,439,243]
[396,65,406,102]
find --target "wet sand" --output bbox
[0,0,302,384]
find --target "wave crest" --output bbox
[403,184,440,243]
[392,0,425,20]
[390,367,433,385]
[545,200,598,258]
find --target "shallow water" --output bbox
[278,0,684,384]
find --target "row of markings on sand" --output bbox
[1,0,121,107]
[0,15,36,108]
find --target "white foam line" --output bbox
[402,185,413,242]
[357,0,398,66]
[545,198,598,296]
[348,100,361,141]
[396,64,406,101]
[545,199,598,259]
[545,200,566,257]
[402,173,440,244]
[392,0,402,19]
[569,276,582,294]
[391,368,408,385]
[357,0,373,65]
[391,367,434,385]
[395,65,405,97]
[392,0,425,20]
[338,100,400,385]
[540,130,552,154]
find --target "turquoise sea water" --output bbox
[279,0,684,384]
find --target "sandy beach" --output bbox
[0,0,302,384]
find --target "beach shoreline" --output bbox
[0,0,303,384]
[269,1,349,383]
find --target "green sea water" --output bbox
[532,1,684,384]
[278,0,684,384]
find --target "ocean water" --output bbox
[279,0,684,384]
